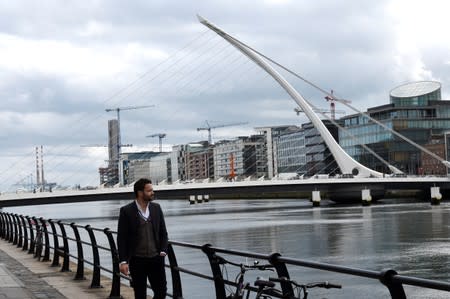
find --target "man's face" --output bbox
[142,183,154,202]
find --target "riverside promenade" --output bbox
[0,241,135,299]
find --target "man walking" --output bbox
[117,178,168,299]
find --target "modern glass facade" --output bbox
[120,151,170,185]
[276,120,340,176]
[340,81,450,174]
[277,128,306,173]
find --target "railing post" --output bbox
[0,212,5,239]
[70,223,85,280]
[0,212,6,239]
[14,214,23,248]
[4,213,10,241]
[19,215,29,251]
[379,269,407,299]
[103,228,122,299]
[201,244,226,299]
[48,219,61,267]
[57,220,70,272]
[26,216,35,254]
[12,213,19,245]
[7,213,15,243]
[85,225,102,288]
[167,243,183,299]
[39,217,51,262]
[269,253,294,297]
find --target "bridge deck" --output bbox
[1,176,449,207]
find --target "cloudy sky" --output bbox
[1,0,450,190]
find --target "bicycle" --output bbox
[254,276,342,299]
[34,224,44,261]
[214,254,275,299]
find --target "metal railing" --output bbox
[0,211,449,299]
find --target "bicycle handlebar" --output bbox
[269,277,342,289]
[216,254,274,271]
[307,281,342,289]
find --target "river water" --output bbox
[4,198,450,298]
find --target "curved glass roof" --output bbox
[390,81,441,98]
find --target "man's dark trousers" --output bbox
[129,255,167,299]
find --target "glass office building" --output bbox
[277,120,340,176]
[340,81,450,174]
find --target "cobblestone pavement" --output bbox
[0,248,65,299]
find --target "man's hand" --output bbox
[160,251,167,257]
[120,263,129,276]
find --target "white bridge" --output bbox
[1,175,448,207]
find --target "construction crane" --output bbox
[105,105,155,156]
[80,144,133,148]
[294,107,345,117]
[146,133,167,152]
[197,121,248,144]
[324,90,351,120]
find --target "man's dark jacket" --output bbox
[117,201,169,263]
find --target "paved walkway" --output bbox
[0,240,136,299]
[0,248,64,298]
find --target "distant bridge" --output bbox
[1,176,448,207]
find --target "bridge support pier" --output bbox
[362,189,372,206]
[203,194,210,202]
[312,191,321,207]
[189,195,196,205]
[197,195,203,203]
[430,186,441,205]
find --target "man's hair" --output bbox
[134,178,152,197]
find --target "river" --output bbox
[4,198,450,298]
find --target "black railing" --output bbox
[0,211,449,299]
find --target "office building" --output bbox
[421,135,446,175]
[340,81,450,174]
[120,151,167,185]
[170,142,213,182]
[213,135,267,179]
[185,142,214,180]
[276,121,340,176]
[256,126,298,178]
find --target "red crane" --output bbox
[325,90,351,120]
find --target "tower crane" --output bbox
[294,107,345,117]
[80,144,133,147]
[146,133,167,152]
[197,121,248,144]
[324,90,351,120]
[105,105,155,156]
